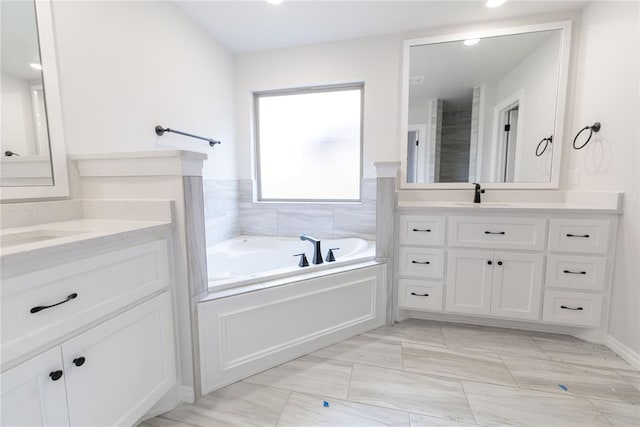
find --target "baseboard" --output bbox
[178,385,195,403]
[605,334,640,369]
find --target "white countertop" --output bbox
[0,219,171,265]
[397,201,623,214]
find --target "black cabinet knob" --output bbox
[497,261,503,266]
[73,357,86,367]
[49,370,63,381]
[487,260,493,265]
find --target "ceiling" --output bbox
[175,0,585,53]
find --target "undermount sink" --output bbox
[453,202,512,207]
[0,229,87,249]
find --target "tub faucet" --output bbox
[473,183,485,204]
[300,234,323,264]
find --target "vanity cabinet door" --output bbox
[62,292,176,427]
[490,252,544,320]
[1,347,70,427]
[446,249,493,315]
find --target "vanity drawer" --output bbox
[398,279,443,312]
[546,255,606,291]
[398,215,446,246]
[398,247,445,279]
[448,216,547,250]
[1,240,169,365]
[548,218,611,254]
[542,290,603,327]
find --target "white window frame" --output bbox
[253,83,364,202]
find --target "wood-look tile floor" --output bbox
[142,320,640,427]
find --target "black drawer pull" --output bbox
[410,292,430,297]
[30,293,78,314]
[411,260,430,265]
[563,270,587,275]
[484,231,506,235]
[412,228,431,233]
[73,357,86,367]
[566,233,590,238]
[49,370,63,381]
[560,305,584,311]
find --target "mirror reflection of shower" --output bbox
[406,28,563,184]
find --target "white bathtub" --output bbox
[207,235,375,290]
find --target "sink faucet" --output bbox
[473,183,485,204]
[300,234,323,264]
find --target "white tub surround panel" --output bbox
[198,263,386,393]
[69,150,208,408]
[374,162,400,325]
[1,220,176,427]
[395,199,621,343]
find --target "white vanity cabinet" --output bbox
[396,209,618,330]
[1,238,176,427]
[543,218,613,327]
[0,347,70,426]
[446,249,544,320]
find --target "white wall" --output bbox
[496,31,560,182]
[1,73,37,155]
[234,36,401,179]
[51,0,236,179]
[568,1,640,356]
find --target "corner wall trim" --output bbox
[605,334,640,370]
[178,385,196,403]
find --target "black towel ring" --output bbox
[535,136,553,157]
[573,122,601,150]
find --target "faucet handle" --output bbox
[326,248,340,262]
[293,253,309,267]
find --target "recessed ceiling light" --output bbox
[265,0,283,4]
[486,0,507,8]
[29,62,42,70]
[463,39,480,46]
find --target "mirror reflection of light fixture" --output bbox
[486,0,507,8]
[30,62,42,70]
[463,38,480,46]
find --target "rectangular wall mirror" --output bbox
[1,0,68,200]
[400,21,571,189]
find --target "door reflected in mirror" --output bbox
[406,28,564,184]
[1,0,54,186]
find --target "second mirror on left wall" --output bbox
[1,0,69,199]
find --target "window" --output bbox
[254,84,363,201]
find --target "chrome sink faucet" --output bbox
[473,183,485,204]
[300,234,323,264]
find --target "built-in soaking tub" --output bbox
[207,235,376,291]
[198,235,385,393]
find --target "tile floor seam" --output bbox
[496,353,523,390]
[273,390,292,427]
[290,389,415,423]
[584,398,616,427]
[459,380,480,426]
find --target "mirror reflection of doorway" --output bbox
[502,105,519,182]
[407,130,419,183]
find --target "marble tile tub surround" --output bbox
[143,319,640,427]
[203,178,377,246]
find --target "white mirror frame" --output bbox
[399,21,572,190]
[1,0,69,201]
